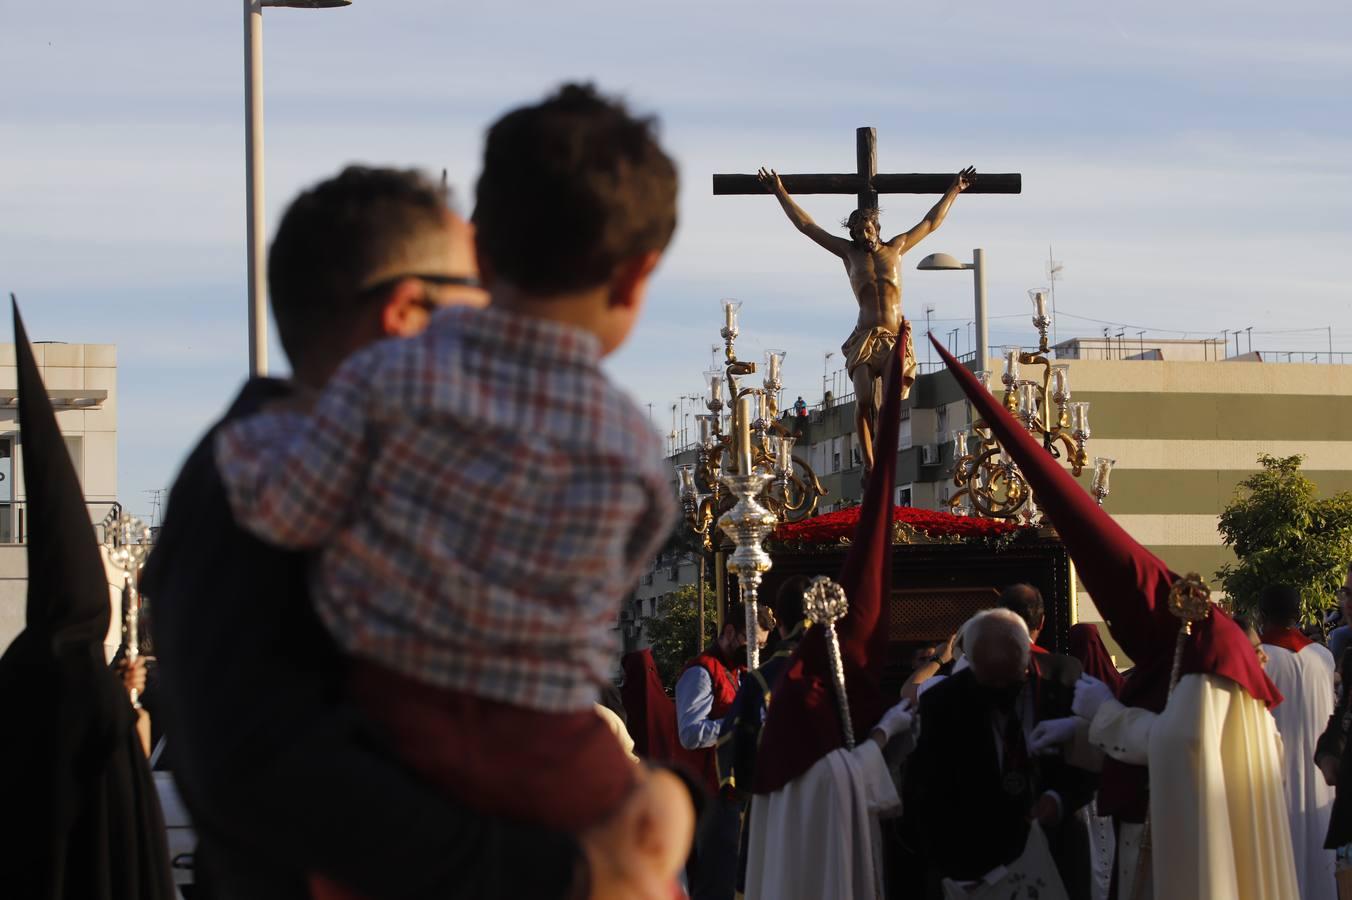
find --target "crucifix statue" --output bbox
[714,127,1020,475]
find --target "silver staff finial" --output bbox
[804,575,853,749]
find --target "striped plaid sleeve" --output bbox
[621,431,678,587]
[215,355,379,549]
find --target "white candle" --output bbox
[736,394,754,473]
[708,371,724,406]
[1004,349,1020,382]
[756,391,769,424]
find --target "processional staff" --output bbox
[104,512,153,709]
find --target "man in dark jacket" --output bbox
[903,607,1096,899]
[1316,563,1352,850]
[143,166,660,899]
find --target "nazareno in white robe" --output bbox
[1087,672,1298,900]
[1261,640,1337,900]
[1087,670,1297,891]
[744,739,899,900]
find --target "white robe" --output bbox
[1088,673,1299,900]
[1262,641,1337,900]
[744,740,900,900]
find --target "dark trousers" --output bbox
[686,795,740,900]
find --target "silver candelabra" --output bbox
[717,471,777,669]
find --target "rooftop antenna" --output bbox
[1047,246,1064,345]
[144,488,165,528]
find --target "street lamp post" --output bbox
[917,249,988,369]
[244,0,351,377]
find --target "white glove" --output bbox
[1072,675,1115,721]
[1028,716,1080,756]
[873,698,916,743]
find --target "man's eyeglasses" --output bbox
[357,272,482,298]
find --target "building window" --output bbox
[895,485,913,507]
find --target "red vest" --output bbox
[681,648,743,795]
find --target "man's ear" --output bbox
[608,251,662,310]
[378,278,429,338]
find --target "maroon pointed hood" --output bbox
[753,326,905,793]
[929,334,1280,710]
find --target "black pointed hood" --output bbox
[13,299,111,649]
[0,297,173,899]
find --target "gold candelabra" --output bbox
[948,290,1115,521]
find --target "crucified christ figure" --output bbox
[758,165,976,475]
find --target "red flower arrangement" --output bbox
[773,504,1029,547]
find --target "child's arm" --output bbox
[214,352,381,549]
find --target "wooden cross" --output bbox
[712,126,1020,209]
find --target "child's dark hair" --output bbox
[474,83,678,295]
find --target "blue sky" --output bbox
[3,0,1350,522]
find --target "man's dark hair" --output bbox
[774,575,810,631]
[268,166,449,369]
[474,83,678,294]
[843,207,880,232]
[723,603,747,636]
[998,583,1045,633]
[1259,584,1303,628]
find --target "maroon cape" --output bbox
[1068,623,1124,696]
[620,649,682,763]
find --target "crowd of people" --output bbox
[5,78,1352,900]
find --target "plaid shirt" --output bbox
[215,306,675,712]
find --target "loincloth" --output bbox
[841,320,917,409]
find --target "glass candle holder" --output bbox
[1028,288,1049,320]
[677,464,697,499]
[1004,349,1021,386]
[1071,401,1091,440]
[1092,456,1116,495]
[706,370,724,408]
[721,298,742,337]
[764,349,785,387]
[776,435,797,475]
[1050,365,1071,406]
[1017,381,1040,424]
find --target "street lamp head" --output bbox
[916,252,969,271]
[262,0,352,7]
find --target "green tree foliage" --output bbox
[642,583,719,691]
[1217,454,1352,621]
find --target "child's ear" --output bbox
[379,278,428,338]
[608,251,662,309]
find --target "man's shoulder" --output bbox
[1037,652,1083,686]
[144,378,299,588]
[919,668,971,711]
